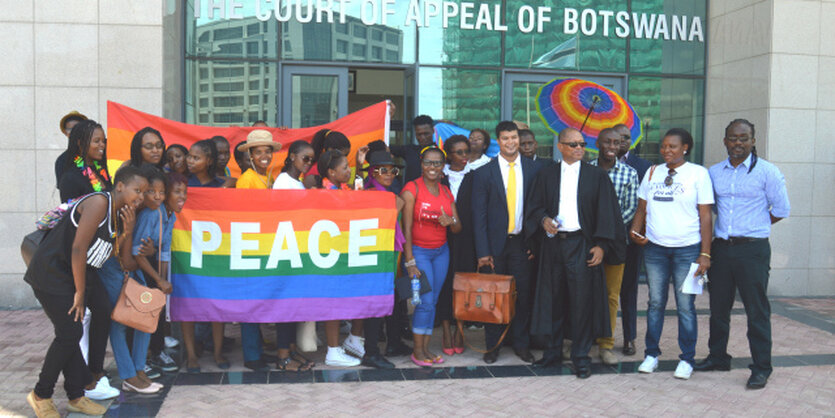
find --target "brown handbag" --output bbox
[110,274,166,333]
[453,271,516,353]
[110,209,167,334]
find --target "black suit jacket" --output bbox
[625,152,652,182]
[472,155,539,259]
[524,161,624,262]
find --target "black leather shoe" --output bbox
[513,347,535,363]
[483,350,499,364]
[621,340,636,356]
[362,354,395,369]
[575,366,591,379]
[694,357,731,372]
[532,354,561,368]
[244,359,271,372]
[385,342,412,357]
[746,373,768,389]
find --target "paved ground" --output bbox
[1,286,833,417]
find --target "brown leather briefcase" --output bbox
[453,272,516,353]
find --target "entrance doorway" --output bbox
[501,72,625,160]
[279,65,411,145]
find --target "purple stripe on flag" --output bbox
[169,295,393,323]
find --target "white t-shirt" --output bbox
[272,172,305,190]
[637,162,714,247]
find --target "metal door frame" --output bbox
[280,65,348,128]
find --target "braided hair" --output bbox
[282,140,314,173]
[129,126,166,169]
[191,139,220,177]
[725,118,758,173]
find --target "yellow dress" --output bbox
[236,168,274,189]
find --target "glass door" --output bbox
[281,66,348,128]
[501,72,624,159]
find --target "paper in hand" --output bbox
[681,262,704,295]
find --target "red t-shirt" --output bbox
[403,178,454,249]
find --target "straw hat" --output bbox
[59,111,87,132]
[239,129,282,152]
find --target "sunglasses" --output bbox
[726,135,751,143]
[373,167,400,176]
[560,141,587,148]
[297,155,313,163]
[421,160,444,168]
[664,168,677,186]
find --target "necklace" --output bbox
[74,155,109,192]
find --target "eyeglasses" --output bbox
[560,141,587,148]
[373,167,400,176]
[451,149,469,156]
[421,160,444,168]
[298,155,313,163]
[726,136,751,143]
[664,169,677,186]
[142,143,165,150]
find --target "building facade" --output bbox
[0,0,832,307]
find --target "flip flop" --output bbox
[289,351,315,370]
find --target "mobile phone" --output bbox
[630,230,646,240]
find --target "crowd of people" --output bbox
[24,108,790,417]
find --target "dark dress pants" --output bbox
[707,239,773,376]
[33,289,94,400]
[485,235,532,351]
[620,240,643,342]
[85,270,111,375]
[542,235,595,368]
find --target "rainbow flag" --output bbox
[169,188,397,322]
[106,100,390,177]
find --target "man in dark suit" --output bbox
[614,123,652,356]
[519,129,557,170]
[526,128,623,378]
[472,121,540,364]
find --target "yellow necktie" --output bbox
[507,161,516,234]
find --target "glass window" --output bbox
[372,46,382,60]
[505,0,626,72]
[629,0,706,74]
[418,68,501,132]
[418,0,501,66]
[280,0,415,64]
[246,41,259,56]
[186,3,278,58]
[353,24,367,38]
[337,40,348,54]
[628,76,705,163]
[186,60,278,127]
[352,44,366,58]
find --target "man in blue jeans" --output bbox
[694,119,790,389]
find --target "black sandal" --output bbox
[289,351,315,370]
[275,357,292,371]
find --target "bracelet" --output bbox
[404,259,416,267]
[700,252,711,259]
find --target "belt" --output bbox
[718,237,767,245]
[556,230,583,239]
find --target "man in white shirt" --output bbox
[526,128,624,378]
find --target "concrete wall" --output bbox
[705,0,835,296]
[0,1,164,308]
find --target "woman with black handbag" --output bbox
[25,166,148,418]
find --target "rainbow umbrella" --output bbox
[536,77,642,152]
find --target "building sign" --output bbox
[193,0,704,41]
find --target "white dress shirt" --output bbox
[558,160,581,232]
[498,153,524,235]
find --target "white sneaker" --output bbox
[325,346,361,367]
[638,356,659,373]
[342,334,366,358]
[164,336,179,349]
[674,360,693,380]
[85,376,120,400]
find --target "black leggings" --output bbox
[85,271,110,376]
[33,289,94,400]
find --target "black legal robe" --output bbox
[524,161,625,339]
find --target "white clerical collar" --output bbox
[561,160,581,173]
